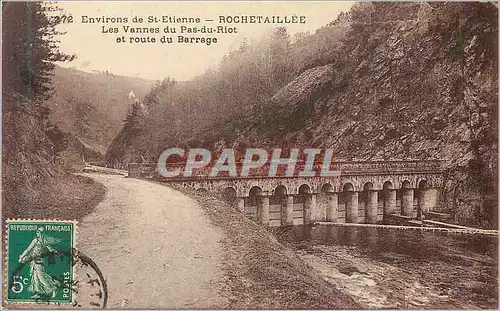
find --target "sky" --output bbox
[55,1,354,81]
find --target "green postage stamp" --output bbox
[5,219,76,304]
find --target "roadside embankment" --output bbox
[4,173,106,221]
[2,90,107,221]
[185,189,360,309]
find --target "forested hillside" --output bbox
[3,2,105,218]
[106,2,498,228]
[47,66,154,154]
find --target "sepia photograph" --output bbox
[2,0,498,309]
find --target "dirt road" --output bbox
[77,173,225,309]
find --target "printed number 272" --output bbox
[58,15,74,23]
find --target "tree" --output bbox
[268,26,292,89]
[2,2,75,102]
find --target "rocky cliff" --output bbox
[246,3,498,227]
[3,90,58,217]
[107,3,498,228]
[2,89,105,219]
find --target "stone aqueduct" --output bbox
[129,160,446,227]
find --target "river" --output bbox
[274,224,498,309]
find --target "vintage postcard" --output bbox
[2,1,498,310]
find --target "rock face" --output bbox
[107,3,498,228]
[2,90,59,216]
[255,3,498,228]
[2,89,106,219]
[45,124,104,171]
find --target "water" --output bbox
[274,225,498,309]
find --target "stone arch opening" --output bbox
[416,179,428,220]
[343,183,354,192]
[299,184,311,193]
[400,180,413,217]
[295,184,311,204]
[321,183,334,193]
[363,182,374,191]
[361,182,377,223]
[383,181,394,190]
[221,187,237,204]
[247,186,262,206]
[317,183,334,222]
[342,183,358,223]
[245,186,262,220]
[418,180,428,188]
[293,184,311,225]
[401,180,411,189]
[271,185,287,205]
[270,185,288,226]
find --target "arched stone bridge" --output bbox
[129,160,446,227]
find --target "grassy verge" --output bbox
[3,173,106,221]
[184,189,359,309]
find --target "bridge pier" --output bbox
[326,193,338,222]
[302,195,308,224]
[366,190,378,224]
[346,191,359,223]
[282,195,294,226]
[303,194,317,224]
[259,195,270,226]
[237,197,245,213]
[311,194,317,223]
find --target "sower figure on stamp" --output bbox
[18,227,63,299]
